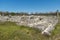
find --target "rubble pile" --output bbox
[0,15,58,35]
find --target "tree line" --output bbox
[0,11,60,16]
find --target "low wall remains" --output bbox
[0,15,58,35]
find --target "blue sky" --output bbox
[0,0,60,13]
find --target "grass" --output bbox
[51,23,60,40]
[0,21,60,40]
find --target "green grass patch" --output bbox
[0,21,60,40]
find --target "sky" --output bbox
[0,0,60,13]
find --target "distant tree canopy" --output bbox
[10,12,16,16]
[0,12,29,16]
[0,11,60,16]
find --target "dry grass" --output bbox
[0,21,60,40]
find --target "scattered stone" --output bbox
[0,15,58,36]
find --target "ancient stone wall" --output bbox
[0,15,58,35]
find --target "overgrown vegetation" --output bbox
[0,21,60,40]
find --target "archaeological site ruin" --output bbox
[0,11,59,36]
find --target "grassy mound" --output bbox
[0,21,60,40]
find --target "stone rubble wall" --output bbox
[0,15,58,35]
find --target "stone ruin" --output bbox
[0,15,58,35]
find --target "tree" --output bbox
[10,12,16,16]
